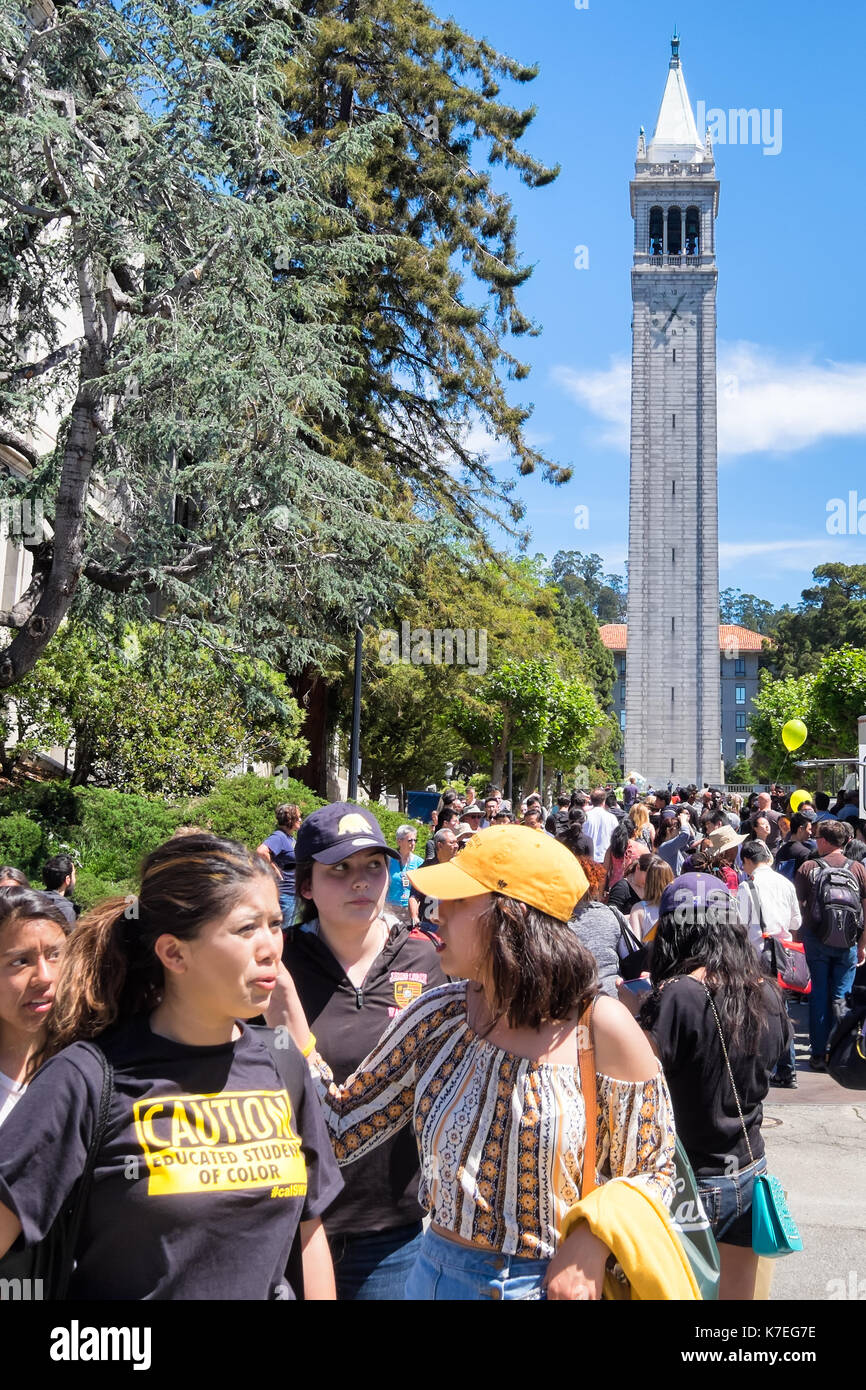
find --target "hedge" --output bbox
[0,775,428,909]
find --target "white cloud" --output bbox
[718,538,836,570]
[553,343,866,460]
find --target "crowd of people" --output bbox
[0,774,862,1302]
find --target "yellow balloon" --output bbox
[782,719,807,752]
[789,789,812,814]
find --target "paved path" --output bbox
[758,996,865,1301]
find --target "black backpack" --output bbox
[810,859,863,949]
[826,987,866,1089]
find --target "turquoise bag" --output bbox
[752,1173,803,1258]
[703,986,803,1262]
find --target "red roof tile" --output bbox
[599,623,771,652]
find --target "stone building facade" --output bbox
[624,34,722,786]
[602,623,765,779]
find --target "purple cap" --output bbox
[659,872,735,922]
[295,803,399,865]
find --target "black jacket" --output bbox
[282,919,446,1236]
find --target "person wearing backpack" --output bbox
[795,821,866,1070]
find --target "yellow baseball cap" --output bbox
[407,824,589,924]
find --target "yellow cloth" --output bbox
[560,1179,701,1301]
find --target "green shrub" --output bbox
[73,869,138,913]
[0,812,44,878]
[190,774,325,849]
[71,787,187,881]
[355,802,428,856]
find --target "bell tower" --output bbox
[624,33,721,787]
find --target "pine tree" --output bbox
[275,0,569,535]
[0,0,407,686]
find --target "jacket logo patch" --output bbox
[389,970,426,1010]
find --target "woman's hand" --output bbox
[544,1223,610,1300]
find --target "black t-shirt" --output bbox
[283,919,445,1237]
[645,976,790,1176]
[0,1017,342,1299]
[607,877,641,915]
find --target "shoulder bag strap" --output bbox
[56,1042,114,1300]
[701,985,755,1167]
[577,998,599,1199]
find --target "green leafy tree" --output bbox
[3,621,308,795]
[549,551,627,623]
[768,565,866,678]
[719,588,780,636]
[275,0,568,536]
[454,656,602,790]
[0,0,406,687]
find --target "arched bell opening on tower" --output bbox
[649,206,664,255]
[667,206,682,256]
[685,206,700,256]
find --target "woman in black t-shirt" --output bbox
[631,871,789,1302]
[0,834,342,1299]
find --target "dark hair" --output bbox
[624,852,653,877]
[42,854,75,891]
[815,819,850,849]
[476,895,597,1029]
[275,803,301,829]
[609,821,631,859]
[641,899,777,1051]
[44,834,275,1058]
[0,866,29,887]
[814,792,830,812]
[438,807,460,827]
[789,812,813,835]
[568,806,586,826]
[844,839,866,862]
[0,886,70,937]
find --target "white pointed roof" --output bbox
[645,40,706,163]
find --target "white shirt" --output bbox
[736,865,801,949]
[583,805,619,863]
[0,1069,25,1128]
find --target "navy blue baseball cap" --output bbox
[295,802,399,865]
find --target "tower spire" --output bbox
[645,32,705,164]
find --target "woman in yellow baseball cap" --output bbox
[273,824,677,1300]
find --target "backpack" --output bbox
[810,859,863,949]
[825,986,866,1089]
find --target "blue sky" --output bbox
[444,0,866,609]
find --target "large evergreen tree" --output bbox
[0,0,407,686]
[276,0,568,535]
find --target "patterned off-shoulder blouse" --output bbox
[308,981,677,1259]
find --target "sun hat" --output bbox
[406,824,588,924]
[295,802,399,864]
[461,804,483,818]
[707,825,747,855]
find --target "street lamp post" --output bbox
[348,602,371,801]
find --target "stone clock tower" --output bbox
[624,33,721,788]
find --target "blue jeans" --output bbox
[404,1227,549,1300]
[278,893,295,929]
[330,1222,422,1302]
[803,934,858,1056]
[697,1154,767,1248]
[773,996,797,1082]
